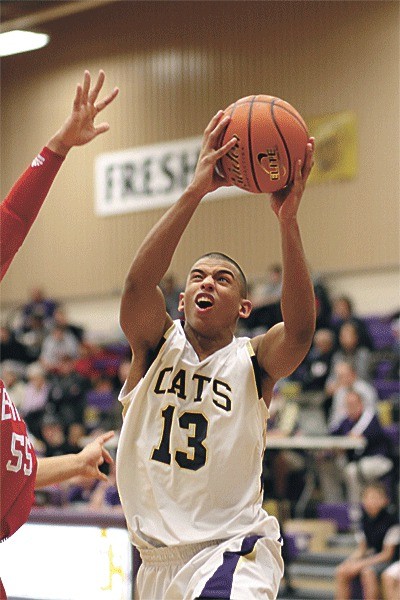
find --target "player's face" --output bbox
[179,258,251,332]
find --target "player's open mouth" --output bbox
[195,294,214,311]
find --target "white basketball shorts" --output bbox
[137,534,284,600]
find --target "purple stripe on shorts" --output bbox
[197,535,263,599]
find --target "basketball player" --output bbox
[1,70,118,597]
[117,111,316,599]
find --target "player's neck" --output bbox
[183,322,234,361]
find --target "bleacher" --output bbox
[275,313,399,600]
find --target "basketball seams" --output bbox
[271,99,291,187]
[248,96,262,193]
[237,97,308,136]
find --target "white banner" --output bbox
[94,136,243,216]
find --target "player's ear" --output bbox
[239,299,252,319]
[178,292,185,312]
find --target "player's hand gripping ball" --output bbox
[217,95,309,194]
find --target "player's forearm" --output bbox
[0,148,64,281]
[35,454,82,487]
[124,185,203,288]
[279,218,316,343]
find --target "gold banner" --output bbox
[308,111,358,183]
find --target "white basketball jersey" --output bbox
[116,320,280,549]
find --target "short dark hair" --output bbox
[197,252,248,297]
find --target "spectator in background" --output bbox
[52,306,85,342]
[325,359,378,431]
[0,362,27,410]
[20,313,49,362]
[160,273,182,320]
[47,354,89,428]
[296,328,335,393]
[331,295,375,350]
[39,414,77,458]
[335,482,399,600]
[22,286,58,331]
[0,325,30,364]
[323,390,393,506]
[330,321,372,381]
[20,362,50,440]
[241,264,283,334]
[40,324,79,371]
[313,274,332,330]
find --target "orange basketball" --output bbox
[217,95,309,194]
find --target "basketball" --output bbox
[217,95,309,194]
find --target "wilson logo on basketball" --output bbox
[257,148,286,181]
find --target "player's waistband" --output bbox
[139,538,226,565]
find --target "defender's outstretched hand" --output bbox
[35,431,115,488]
[76,430,115,482]
[269,137,315,220]
[47,70,119,157]
[190,110,237,196]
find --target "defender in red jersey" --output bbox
[0,70,118,597]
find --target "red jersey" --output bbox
[0,146,64,280]
[1,147,64,597]
[0,381,37,542]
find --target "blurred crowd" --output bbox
[1,274,399,518]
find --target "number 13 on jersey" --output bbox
[151,405,208,471]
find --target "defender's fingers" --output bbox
[102,448,114,464]
[82,70,91,104]
[96,87,119,112]
[73,84,83,111]
[88,69,105,105]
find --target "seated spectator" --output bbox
[240,264,283,334]
[40,324,79,371]
[0,361,27,410]
[330,321,372,381]
[263,385,305,502]
[335,482,399,600]
[325,359,378,431]
[20,362,50,440]
[21,286,58,331]
[0,325,30,364]
[382,560,400,600]
[324,390,393,506]
[297,328,335,393]
[160,273,182,321]
[75,334,122,383]
[47,354,89,428]
[313,273,332,329]
[53,306,85,342]
[67,422,86,453]
[331,295,375,350]
[39,414,77,458]
[20,313,50,361]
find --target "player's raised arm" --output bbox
[252,139,316,382]
[120,111,236,353]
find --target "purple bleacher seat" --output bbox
[383,423,400,447]
[317,502,352,532]
[282,531,311,561]
[364,315,396,350]
[86,390,116,411]
[375,360,395,379]
[374,379,400,399]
